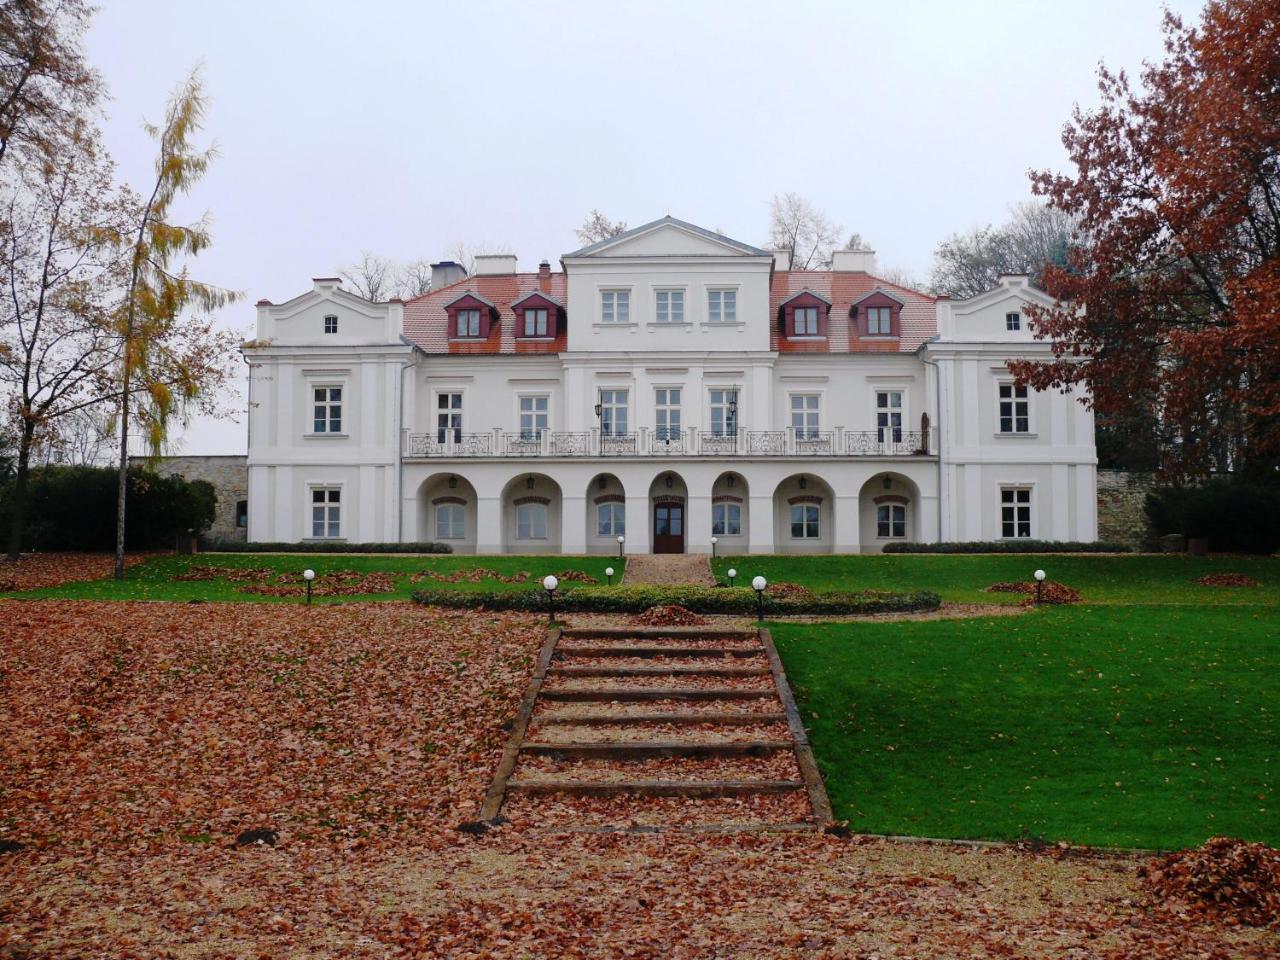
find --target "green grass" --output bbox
[772,603,1278,848]
[4,553,625,603]
[715,553,1280,605]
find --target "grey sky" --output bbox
[85,0,1203,455]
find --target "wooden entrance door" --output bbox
[653,502,685,554]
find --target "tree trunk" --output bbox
[5,420,36,561]
[113,386,128,580]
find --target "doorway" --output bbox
[653,501,685,553]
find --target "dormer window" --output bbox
[512,292,562,339]
[851,289,905,338]
[524,309,547,336]
[457,309,481,337]
[867,307,892,335]
[1006,311,1021,331]
[778,289,831,339]
[323,314,338,334]
[795,307,819,335]
[444,292,496,340]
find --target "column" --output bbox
[748,492,774,554]
[562,495,587,554]
[833,494,860,554]
[625,493,650,554]
[686,493,712,555]
[476,495,502,554]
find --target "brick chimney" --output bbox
[538,260,552,294]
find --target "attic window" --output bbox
[524,309,548,337]
[324,315,338,334]
[456,309,481,338]
[867,307,892,335]
[794,307,819,335]
[1006,312,1021,331]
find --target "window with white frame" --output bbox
[516,502,548,540]
[794,306,819,335]
[867,306,893,335]
[597,502,625,537]
[518,395,548,439]
[655,289,685,323]
[709,388,738,437]
[436,392,463,443]
[876,390,903,443]
[310,487,341,538]
[599,389,628,436]
[1006,311,1021,331]
[998,382,1030,433]
[707,289,736,322]
[435,503,465,539]
[312,386,342,434]
[654,387,681,441]
[790,394,820,439]
[712,502,741,536]
[790,503,820,539]
[877,504,906,538]
[601,289,630,323]
[523,308,548,337]
[1001,487,1032,538]
[323,314,338,334]
[456,308,481,337]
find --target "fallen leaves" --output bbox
[986,580,1082,604]
[0,551,153,592]
[632,605,709,626]
[1195,573,1260,588]
[1139,837,1280,928]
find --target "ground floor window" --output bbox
[877,503,906,538]
[597,502,624,537]
[435,503,465,539]
[517,502,548,540]
[712,502,741,536]
[790,503,820,539]
[311,487,340,538]
[235,500,248,528]
[1001,487,1032,538]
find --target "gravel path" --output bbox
[621,554,716,586]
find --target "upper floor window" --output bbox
[1001,487,1032,538]
[323,315,338,334]
[655,289,684,323]
[312,386,342,434]
[437,392,463,443]
[794,307,819,336]
[876,390,903,443]
[599,389,629,436]
[709,388,738,437]
[456,309,481,337]
[519,395,548,439]
[601,290,630,323]
[790,393,820,438]
[1006,311,1021,331]
[998,383,1030,434]
[523,308,548,337]
[708,289,736,322]
[867,306,892,335]
[311,487,341,538]
[655,387,681,441]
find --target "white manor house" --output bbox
[243,217,1098,554]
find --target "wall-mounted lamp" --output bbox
[665,474,674,489]
[447,475,458,489]
[799,476,808,490]
[526,476,535,490]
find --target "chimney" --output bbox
[771,249,792,271]
[830,249,878,274]
[473,254,518,276]
[430,261,466,290]
[538,260,552,293]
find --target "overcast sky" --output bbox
[85,0,1204,455]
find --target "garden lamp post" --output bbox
[727,567,737,588]
[605,566,614,586]
[543,574,559,624]
[752,575,767,623]
[617,534,625,559]
[302,568,315,605]
[711,536,718,560]
[1033,568,1046,606]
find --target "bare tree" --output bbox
[929,202,1077,298]
[843,232,872,252]
[339,250,394,301]
[395,257,433,299]
[41,404,113,465]
[767,192,841,270]
[445,240,513,275]
[575,209,627,246]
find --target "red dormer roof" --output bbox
[769,272,936,353]
[403,272,569,355]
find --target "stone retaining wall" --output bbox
[1096,469,1158,549]
[130,454,248,542]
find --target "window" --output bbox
[597,502,625,537]
[601,290,630,323]
[599,389,628,436]
[436,392,463,443]
[456,309,481,337]
[654,387,681,441]
[516,502,547,540]
[790,394,820,439]
[877,504,906,538]
[876,391,903,443]
[709,388,738,437]
[523,308,548,337]
[790,503,820,539]
[1001,487,1032,538]
[655,289,684,323]
[435,503,465,539]
[518,395,548,439]
[235,500,248,528]
[867,306,893,335]
[708,289,736,322]
[794,306,819,335]
[1006,311,1021,331]
[712,502,741,536]
[998,383,1030,433]
[310,488,340,538]
[312,386,342,434]
[323,314,338,334]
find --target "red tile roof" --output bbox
[403,273,569,355]
[769,272,936,353]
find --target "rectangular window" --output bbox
[998,383,1030,433]
[707,289,736,322]
[794,307,819,335]
[876,390,903,443]
[323,315,338,334]
[867,306,893,335]
[235,500,248,528]
[655,289,684,323]
[436,392,463,443]
[601,290,630,323]
[877,504,906,538]
[712,502,741,536]
[310,487,340,538]
[523,308,548,337]
[709,388,738,437]
[599,389,628,436]
[1001,487,1032,538]
[435,503,465,539]
[456,309,481,337]
[597,502,625,537]
[790,503,820,539]
[790,393,820,439]
[1006,311,1021,331]
[654,387,682,441]
[518,395,548,439]
[312,386,342,434]
[516,502,548,540]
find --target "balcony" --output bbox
[405,428,932,459]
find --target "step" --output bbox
[520,740,793,759]
[505,778,805,798]
[536,711,789,726]
[556,646,765,659]
[559,628,758,640]
[549,665,772,678]
[539,687,778,702]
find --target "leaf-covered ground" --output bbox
[1,600,1275,957]
[0,552,155,592]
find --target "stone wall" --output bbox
[1096,469,1158,548]
[130,455,248,542]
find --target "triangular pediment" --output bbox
[269,284,385,320]
[564,216,769,259]
[953,276,1057,315]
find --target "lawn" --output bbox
[2,552,625,603]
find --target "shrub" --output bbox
[200,540,453,554]
[1145,480,1280,554]
[412,584,941,616]
[882,540,1130,554]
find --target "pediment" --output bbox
[954,278,1057,315]
[268,285,384,321]
[564,216,769,259]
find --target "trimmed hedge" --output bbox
[201,540,453,554]
[412,584,941,616]
[883,540,1131,554]
[1145,480,1280,554]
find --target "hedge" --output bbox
[412,584,941,616]
[882,540,1131,554]
[201,540,453,554]
[1145,480,1280,554]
